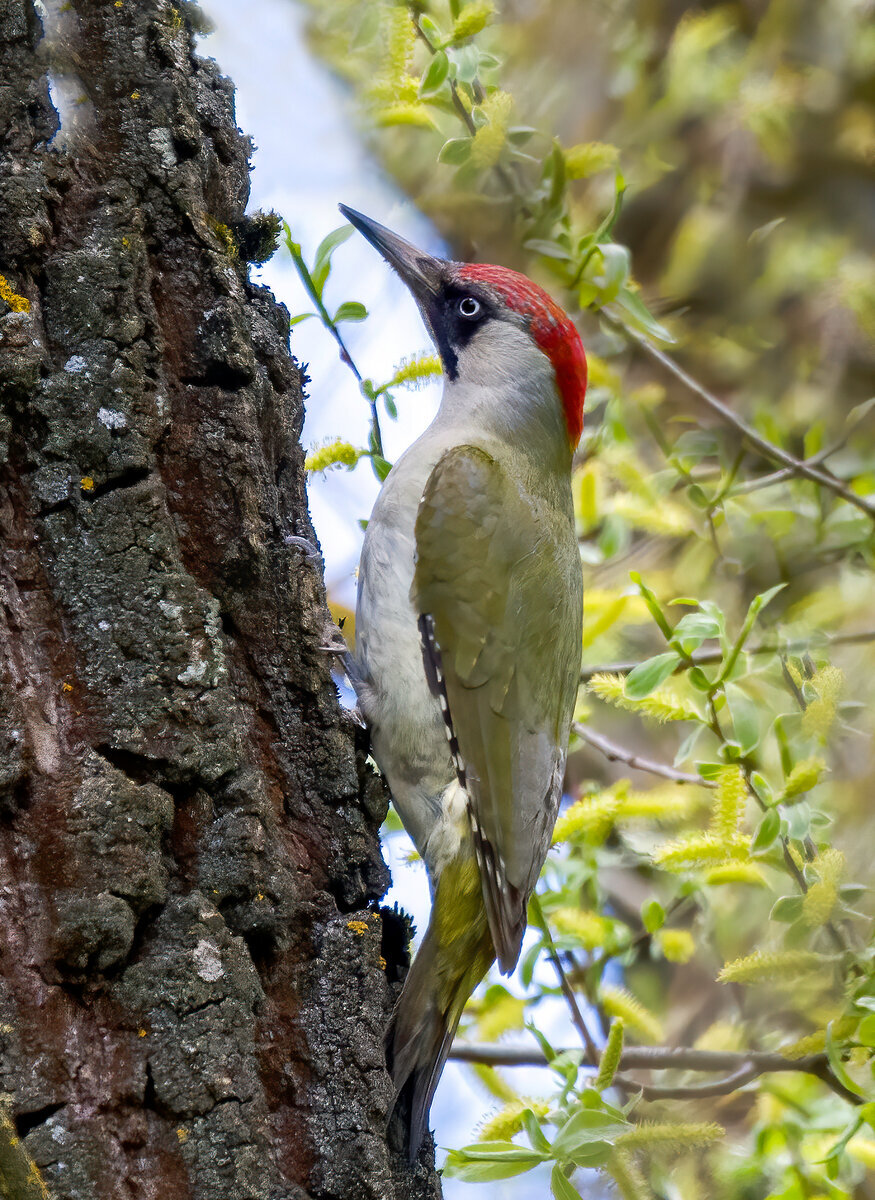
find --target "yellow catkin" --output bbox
[595,1019,624,1090]
[470,91,514,168]
[657,928,696,963]
[0,274,30,313]
[475,992,526,1041]
[717,949,824,985]
[375,104,435,129]
[710,765,746,841]
[618,785,706,825]
[616,1121,724,1153]
[552,787,623,844]
[588,673,699,723]
[564,140,620,179]
[601,985,663,1043]
[608,1149,652,1200]
[469,1062,519,1103]
[304,440,361,472]
[388,353,442,388]
[384,5,415,81]
[551,907,616,950]
[801,665,844,740]
[694,1020,746,1053]
[704,862,766,885]
[779,1030,826,1059]
[652,834,749,872]
[452,0,494,43]
[782,756,826,801]
[478,1099,549,1142]
[801,848,844,927]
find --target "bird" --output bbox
[339,204,586,1158]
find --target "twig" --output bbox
[580,630,875,682]
[733,405,874,496]
[610,317,875,520]
[529,895,600,1066]
[448,1043,862,1105]
[411,17,529,218]
[572,722,713,787]
[285,232,384,460]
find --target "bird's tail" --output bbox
[386,856,494,1160]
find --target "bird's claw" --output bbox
[285,534,321,564]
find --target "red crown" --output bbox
[459,264,587,448]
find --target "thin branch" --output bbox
[733,404,874,496]
[529,895,600,1066]
[285,231,384,460]
[611,1065,758,1100]
[412,17,529,217]
[449,1043,862,1105]
[610,318,875,520]
[580,629,875,682]
[572,722,713,787]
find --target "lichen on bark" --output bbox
[0,2,438,1196]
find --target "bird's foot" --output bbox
[285,534,322,564]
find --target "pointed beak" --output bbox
[339,204,444,304]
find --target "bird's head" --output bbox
[340,205,586,451]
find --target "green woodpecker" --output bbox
[340,205,586,1157]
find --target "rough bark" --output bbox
[0,2,439,1197]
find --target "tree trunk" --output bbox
[0,3,439,1197]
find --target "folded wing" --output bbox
[412,444,581,972]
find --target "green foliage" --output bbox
[297,0,875,1194]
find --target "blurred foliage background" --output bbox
[291,1,875,1196]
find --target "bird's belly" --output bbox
[355,464,455,858]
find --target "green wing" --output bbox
[412,445,582,972]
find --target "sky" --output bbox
[199,3,589,1191]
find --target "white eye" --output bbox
[458,296,481,318]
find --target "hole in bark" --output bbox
[179,362,252,391]
[84,467,152,500]
[15,1103,64,1138]
[95,744,168,785]
[380,903,413,986]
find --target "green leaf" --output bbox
[551,1165,584,1200]
[642,899,665,933]
[445,1156,544,1182]
[313,224,354,277]
[289,312,316,327]
[370,455,392,482]
[419,14,443,44]
[452,1141,548,1162]
[522,1108,552,1155]
[750,582,787,617]
[670,612,721,656]
[629,571,674,638]
[552,1109,627,1158]
[508,125,538,144]
[770,895,804,922]
[624,652,682,700]
[751,807,780,852]
[612,286,676,342]
[420,50,450,94]
[725,683,761,755]
[593,243,631,302]
[750,772,774,805]
[857,1014,875,1047]
[525,238,573,260]
[439,137,473,165]
[826,1021,867,1098]
[333,300,369,323]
